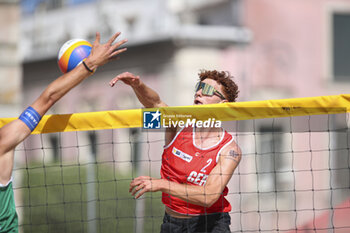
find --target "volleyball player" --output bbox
[110,70,242,233]
[0,32,127,233]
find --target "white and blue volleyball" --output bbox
[58,39,92,73]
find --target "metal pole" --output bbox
[132,128,145,233]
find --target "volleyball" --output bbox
[58,39,92,73]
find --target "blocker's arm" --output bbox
[0,32,127,185]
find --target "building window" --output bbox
[184,0,243,27]
[46,0,63,10]
[332,13,350,82]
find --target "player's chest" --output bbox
[164,145,218,185]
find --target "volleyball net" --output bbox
[1,94,349,233]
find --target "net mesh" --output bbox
[2,94,349,233]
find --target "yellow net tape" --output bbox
[0,94,349,134]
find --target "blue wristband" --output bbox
[19,106,42,131]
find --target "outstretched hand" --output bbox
[109,72,141,87]
[85,32,128,70]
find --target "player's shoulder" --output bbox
[219,138,242,162]
[223,139,241,152]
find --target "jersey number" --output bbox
[200,159,212,173]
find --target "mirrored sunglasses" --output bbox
[195,82,226,100]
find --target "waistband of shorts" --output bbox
[164,211,228,224]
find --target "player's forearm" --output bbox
[46,64,91,101]
[132,82,166,108]
[32,64,92,115]
[158,179,220,207]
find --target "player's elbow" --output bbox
[144,99,166,108]
[202,194,220,207]
[155,100,167,108]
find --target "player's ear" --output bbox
[220,99,228,103]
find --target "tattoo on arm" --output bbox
[225,150,240,163]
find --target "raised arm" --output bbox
[33,32,127,116]
[110,72,179,145]
[110,72,167,108]
[129,140,242,207]
[0,32,127,185]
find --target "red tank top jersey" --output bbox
[160,127,234,215]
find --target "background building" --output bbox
[0,0,21,116]
[1,0,349,232]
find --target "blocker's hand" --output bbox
[84,32,128,71]
[129,176,160,199]
[109,72,141,87]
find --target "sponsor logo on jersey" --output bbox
[172,147,193,162]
